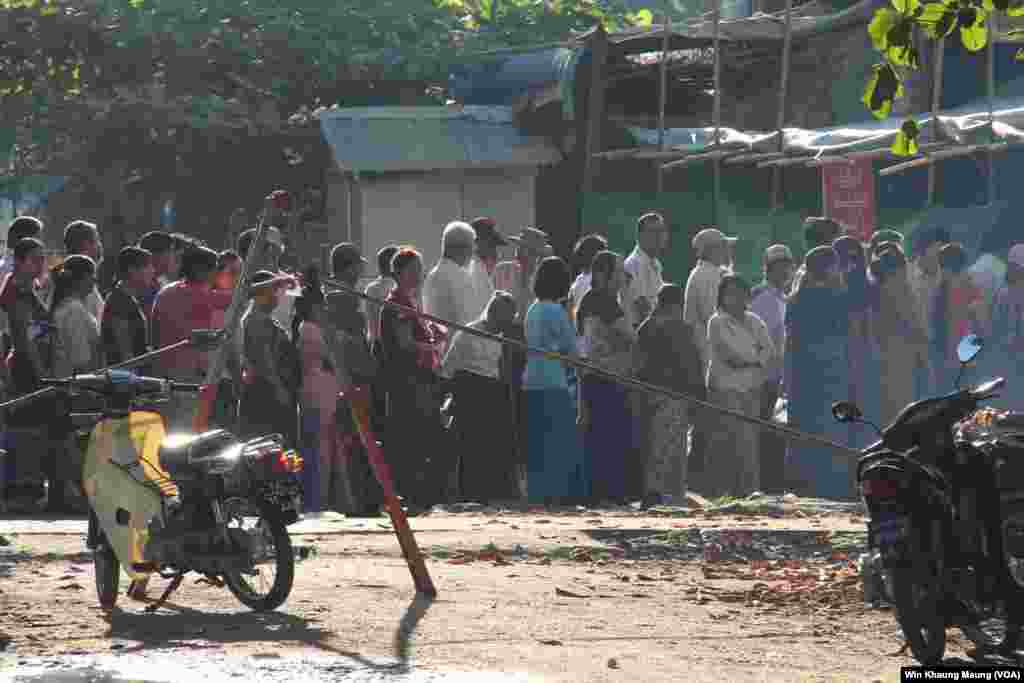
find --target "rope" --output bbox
[323,278,860,457]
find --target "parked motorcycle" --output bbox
[833,334,1024,663]
[42,367,304,612]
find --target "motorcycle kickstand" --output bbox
[145,573,184,613]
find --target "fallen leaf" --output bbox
[607,657,620,669]
[636,574,656,581]
[537,639,563,646]
[58,583,84,591]
[555,587,590,598]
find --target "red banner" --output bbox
[821,160,876,242]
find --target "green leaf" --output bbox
[39,0,57,16]
[869,7,901,50]
[128,0,144,7]
[917,1,958,37]
[892,118,920,156]
[1016,47,1024,61]
[892,0,920,14]
[863,62,904,119]
[1008,3,1024,15]
[632,8,653,27]
[960,8,988,51]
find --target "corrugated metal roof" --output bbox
[448,47,577,109]
[319,106,563,173]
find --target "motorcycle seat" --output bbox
[159,430,237,475]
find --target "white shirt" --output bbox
[466,256,495,323]
[684,260,727,366]
[623,245,664,325]
[52,298,100,379]
[568,272,592,314]
[706,310,775,393]
[423,257,476,333]
[364,276,396,344]
[441,319,503,380]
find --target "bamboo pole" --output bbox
[805,141,954,167]
[879,142,1010,176]
[723,150,788,165]
[927,37,945,206]
[661,148,736,170]
[770,0,794,222]
[656,2,671,194]
[712,0,722,225]
[986,17,997,205]
[757,154,818,168]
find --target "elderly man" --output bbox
[423,221,478,348]
[683,226,736,495]
[750,244,794,493]
[467,217,509,321]
[623,212,669,328]
[494,227,550,320]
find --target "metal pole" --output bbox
[324,278,856,456]
[192,193,275,432]
[927,37,945,206]
[656,2,671,195]
[770,0,794,235]
[711,0,722,226]
[986,17,997,206]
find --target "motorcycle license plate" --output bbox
[871,513,909,547]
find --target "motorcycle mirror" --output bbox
[832,401,863,424]
[190,329,224,351]
[957,334,984,365]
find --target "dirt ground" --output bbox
[0,508,1000,682]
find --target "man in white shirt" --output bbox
[684,227,737,370]
[423,221,477,350]
[466,217,509,322]
[623,212,669,329]
[683,226,736,493]
[749,244,794,493]
[63,220,105,322]
[493,226,550,321]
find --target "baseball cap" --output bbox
[692,228,737,254]
[763,244,794,266]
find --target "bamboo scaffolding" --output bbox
[656,2,671,194]
[927,37,945,206]
[770,0,795,218]
[661,148,737,170]
[804,141,954,167]
[757,154,817,168]
[878,142,1010,176]
[723,150,788,165]
[712,0,722,225]
[987,16,997,205]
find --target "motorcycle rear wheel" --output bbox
[223,514,294,612]
[94,541,120,610]
[893,566,947,664]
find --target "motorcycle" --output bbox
[833,334,1024,663]
[41,365,304,613]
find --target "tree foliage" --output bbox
[0,0,652,176]
[864,0,1024,155]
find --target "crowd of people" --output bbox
[0,206,1018,515]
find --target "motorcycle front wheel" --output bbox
[94,541,120,610]
[892,566,947,664]
[223,512,294,612]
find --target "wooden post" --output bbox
[770,0,794,239]
[927,37,945,207]
[656,3,671,195]
[579,24,608,238]
[711,0,722,226]
[986,18,997,206]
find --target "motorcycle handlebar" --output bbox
[39,372,203,396]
